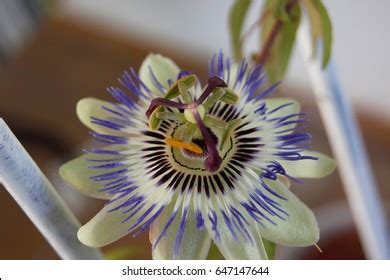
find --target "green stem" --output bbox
[255,0,298,65]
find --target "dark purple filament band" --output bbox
[145,98,187,118]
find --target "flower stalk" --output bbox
[255,0,299,65]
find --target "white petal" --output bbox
[59,145,127,199]
[256,178,319,246]
[77,97,125,135]
[78,192,169,247]
[139,54,180,95]
[265,97,300,118]
[213,226,268,260]
[78,174,175,247]
[78,202,133,247]
[227,63,239,89]
[280,151,336,178]
[150,202,212,260]
[204,209,268,260]
[60,156,109,200]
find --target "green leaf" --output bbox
[303,0,333,68]
[260,0,301,82]
[271,0,291,22]
[229,0,252,61]
[262,239,276,260]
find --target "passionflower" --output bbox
[59,51,336,260]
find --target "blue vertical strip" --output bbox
[324,61,390,259]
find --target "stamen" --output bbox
[155,111,185,122]
[145,76,229,171]
[204,115,228,129]
[146,76,228,120]
[203,88,225,111]
[195,76,228,105]
[192,109,222,172]
[219,118,240,151]
[165,138,203,155]
[178,82,192,103]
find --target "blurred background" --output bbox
[0,0,389,259]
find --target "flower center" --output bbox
[145,76,238,173]
[181,129,218,159]
[184,105,205,124]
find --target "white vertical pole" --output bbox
[0,118,104,260]
[297,20,390,259]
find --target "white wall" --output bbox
[59,0,390,120]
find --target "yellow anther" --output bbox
[165,138,203,154]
